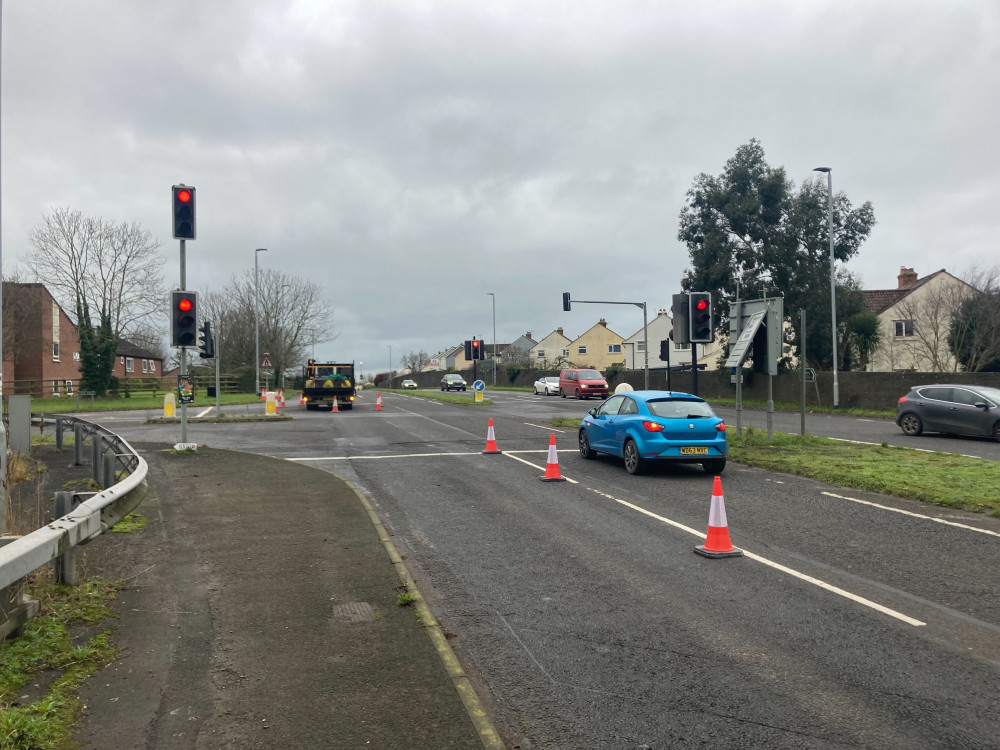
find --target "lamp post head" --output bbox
[812,167,831,173]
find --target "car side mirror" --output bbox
[975,401,990,410]
[588,407,598,417]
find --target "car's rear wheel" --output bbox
[702,458,726,475]
[575,389,582,399]
[579,429,596,459]
[900,413,923,436]
[623,439,645,475]
[560,389,566,398]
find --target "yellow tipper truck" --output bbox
[302,360,357,410]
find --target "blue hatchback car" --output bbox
[578,390,727,475]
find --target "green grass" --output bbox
[111,512,148,533]
[22,392,264,415]
[382,389,493,406]
[397,591,418,607]
[550,418,1000,515]
[0,580,122,750]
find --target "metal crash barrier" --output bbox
[1,416,148,638]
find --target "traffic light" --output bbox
[170,291,198,347]
[562,292,571,311]
[171,184,196,240]
[671,293,690,345]
[659,340,670,359]
[689,292,714,343]
[471,339,483,360]
[198,321,215,359]
[464,339,473,359]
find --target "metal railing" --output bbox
[0,416,148,594]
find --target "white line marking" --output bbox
[524,422,567,433]
[585,488,925,627]
[503,452,579,483]
[822,492,1000,538]
[196,406,214,418]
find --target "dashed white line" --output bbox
[822,491,1000,537]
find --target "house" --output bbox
[622,308,725,373]
[863,267,975,373]
[1,282,82,397]
[530,328,573,369]
[499,332,537,364]
[566,319,626,370]
[113,340,164,381]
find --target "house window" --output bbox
[675,342,690,351]
[637,342,645,352]
[126,357,134,373]
[52,380,61,397]
[562,348,569,357]
[66,380,74,395]
[150,361,156,373]
[73,351,80,361]
[578,346,587,355]
[52,302,60,360]
[536,350,546,359]
[120,357,125,364]
[608,344,622,354]
[142,359,148,373]
[894,320,914,337]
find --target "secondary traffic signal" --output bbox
[562,292,571,311]
[659,340,670,360]
[671,293,690,345]
[172,184,197,240]
[464,339,473,359]
[170,291,198,347]
[198,321,215,359]
[471,339,483,360]
[689,292,714,343]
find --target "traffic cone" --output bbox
[331,396,339,413]
[299,391,305,406]
[694,476,743,558]
[260,388,267,401]
[483,418,502,454]
[375,393,383,411]
[539,433,566,482]
[278,389,285,408]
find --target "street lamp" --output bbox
[813,167,839,408]
[487,292,496,386]
[387,345,392,388]
[254,248,267,395]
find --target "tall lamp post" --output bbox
[487,292,496,386]
[813,167,839,408]
[254,248,267,395]
[387,345,392,388]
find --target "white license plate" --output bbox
[680,447,709,455]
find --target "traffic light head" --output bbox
[671,293,690,345]
[659,339,670,360]
[464,339,473,360]
[689,292,714,343]
[172,184,196,240]
[562,292,571,312]
[471,339,482,360]
[170,291,198,347]
[198,320,215,359]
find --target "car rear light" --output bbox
[898,396,907,404]
[716,421,726,432]
[642,421,665,432]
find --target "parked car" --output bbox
[579,390,727,475]
[440,374,467,391]
[401,379,417,390]
[533,376,560,396]
[559,368,609,400]
[896,384,1000,441]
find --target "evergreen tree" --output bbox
[76,295,119,395]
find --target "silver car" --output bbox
[534,376,559,396]
[896,384,1000,441]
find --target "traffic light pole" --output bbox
[562,296,648,389]
[179,238,188,445]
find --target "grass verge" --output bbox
[381,389,493,406]
[0,580,122,749]
[21,392,264,415]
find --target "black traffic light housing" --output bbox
[172,184,196,240]
[198,321,215,359]
[471,339,484,360]
[464,339,473,359]
[562,292,571,311]
[659,340,670,360]
[689,292,714,343]
[170,291,198,347]
[671,293,690,345]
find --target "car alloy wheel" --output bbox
[900,413,923,436]
[579,429,595,459]
[623,439,645,475]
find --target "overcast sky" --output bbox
[3,1,997,374]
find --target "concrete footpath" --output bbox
[67,443,502,749]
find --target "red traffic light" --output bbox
[695,299,709,311]
[472,340,479,347]
[176,189,192,203]
[177,297,193,311]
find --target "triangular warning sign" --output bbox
[260,356,273,368]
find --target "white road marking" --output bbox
[502,452,579,483]
[196,406,214,418]
[822,491,1000,538]
[287,449,576,462]
[524,422,568,433]
[828,437,982,459]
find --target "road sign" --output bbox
[473,380,486,392]
[260,355,273,370]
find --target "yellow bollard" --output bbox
[265,391,277,416]
[164,393,176,418]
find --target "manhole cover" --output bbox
[331,602,377,623]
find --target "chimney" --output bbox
[557,327,563,336]
[599,318,607,327]
[898,267,918,289]
[525,332,531,340]
[657,308,668,316]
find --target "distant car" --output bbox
[896,384,1000,441]
[533,376,560,396]
[440,374,467,391]
[559,368,609,400]
[401,379,417,390]
[579,390,727,475]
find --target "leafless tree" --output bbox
[948,265,1000,372]
[26,207,165,335]
[400,350,431,373]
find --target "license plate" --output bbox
[680,447,709,455]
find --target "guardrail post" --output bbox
[92,436,103,485]
[103,454,116,489]
[74,424,84,465]
[55,417,64,451]
[53,492,78,586]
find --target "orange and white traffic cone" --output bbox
[375,393,383,411]
[260,388,267,401]
[331,396,339,413]
[483,418,502,454]
[694,476,743,558]
[540,433,566,482]
[299,391,305,406]
[278,389,285,408]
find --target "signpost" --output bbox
[260,353,273,391]
[727,297,783,440]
